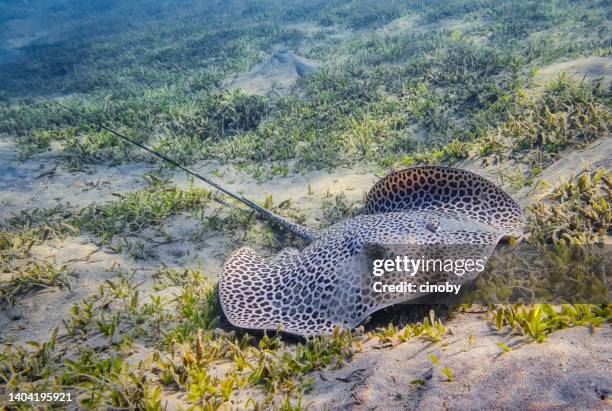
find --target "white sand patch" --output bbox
[514,137,612,207]
[182,161,378,227]
[0,205,244,345]
[534,56,612,90]
[304,313,611,410]
[226,49,319,95]
[0,235,150,344]
[458,136,611,208]
[0,136,152,222]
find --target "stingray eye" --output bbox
[426,221,440,233]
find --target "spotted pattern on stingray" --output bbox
[219,167,523,337]
[365,166,523,236]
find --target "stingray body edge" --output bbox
[219,166,524,337]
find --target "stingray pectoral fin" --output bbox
[364,166,523,236]
[332,212,503,330]
[220,207,518,337]
[219,247,285,332]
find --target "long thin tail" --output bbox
[43,96,317,242]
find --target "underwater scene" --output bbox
[0,0,611,409]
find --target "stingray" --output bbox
[43,98,523,337]
[220,166,523,337]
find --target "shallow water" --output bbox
[0,47,22,64]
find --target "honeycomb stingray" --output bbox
[219,166,523,337]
